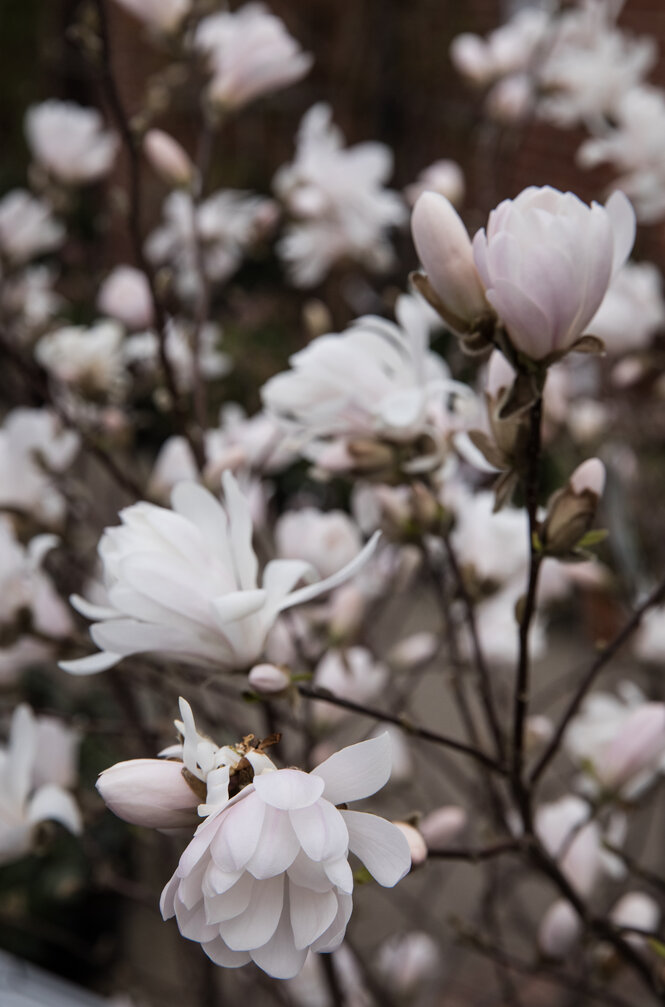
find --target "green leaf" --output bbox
[576,529,609,548]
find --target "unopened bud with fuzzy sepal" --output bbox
[96,758,200,829]
[541,458,606,556]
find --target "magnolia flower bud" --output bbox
[248,663,290,695]
[143,130,194,188]
[597,703,665,794]
[393,822,428,867]
[542,458,606,555]
[538,900,582,959]
[418,806,467,848]
[411,192,489,333]
[611,892,661,947]
[96,758,200,829]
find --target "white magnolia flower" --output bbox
[61,472,380,675]
[312,648,388,726]
[1,266,63,336]
[404,159,465,208]
[275,509,362,580]
[25,101,118,185]
[577,86,665,224]
[538,900,581,960]
[375,931,440,995]
[611,892,661,947]
[0,408,80,526]
[160,733,410,978]
[535,795,600,897]
[0,516,71,639]
[203,404,295,481]
[97,266,154,331]
[450,9,550,87]
[36,320,126,394]
[538,4,656,128]
[0,705,81,865]
[123,318,231,393]
[472,186,635,360]
[274,103,406,286]
[146,189,278,300]
[195,3,312,110]
[635,603,665,663]
[262,294,475,473]
[0,190,64,264]
[111,0,191,33]
[587,261,665,353]
[565,684,665,798]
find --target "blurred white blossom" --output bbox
[26,101,118,185]
[0,408,79,526]
[97,266,154,331]
[36,320,126,394]
[0,190,64,264]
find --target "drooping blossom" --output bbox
[25,101,118,185]
[0,705,81,865]
[472,186,635,361]
[195,3,312,110]
[61,472,380,675]
[0,190,64,264]
[97,266,154,331]
[146,189,278,300]
[160,732,410,977]
[275,509,362,580]
[262,294,476,474]
[36,320,126,395]
[111,0,191,33]
[274,103,406,286]
[0,408,79,526]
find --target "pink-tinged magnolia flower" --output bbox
[160,734,410,978]
[143,130,195,188]
[195,4,312,110]
[0,190,64,264]
[0,705,81,865]
[595,703,665,795]
[111,0,191,33]
[538,900,581,959]
[25,101,118,185]
[97,758,200,831]
[61,473,379,675]
[472,186,636,361]
[97,266,154,331]
[411,192,489,333]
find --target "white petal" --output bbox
[245,806,300,879]
[59,651,121,675]
[219,874,284,951]
[342,810,411,887]
[160,873,179,920]
[324,857,354,894]
[202,938,251,968]
[312,733,392,806]
[250,888,308,979]
[211,794,265,872]
[205,871,255,924]
[289,883,339,949]
[174,896,218,942]
[311,891,353,952]
[278,531,381,611]
[178,860,207,910]
[605,190,636,276]
[69,594,118,621]
[210,589,267,625]
[202,861,242,899]
[254,769,324,810]
[27,785,81,834]
[289,801,348,863]
[287,850,334,893]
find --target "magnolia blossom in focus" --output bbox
[472,187,635,361]
[97,266,154,331]
[61,473,380,675]
[275,509,362,580]
[160,733,410,977]
[262,294,476,474]
[0,705,81,865]
[0,190,64,264]
[36,321,126,394]
[112,0,191,33]
[274,103,406,286]
[404,160,465,208]
[25,101,118,185]
[195,3,312,110]
[0,408,79,526]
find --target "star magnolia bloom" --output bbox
[61,472,380,675]
[160,734,411,978]
[0,705,81,865]
[195,3,312,110]
[25,101,118,185]
[472,186,636,361]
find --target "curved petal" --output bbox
[289,801,348,863]
[289,883,339,950]
[59,650,122,675]
[342,810,411,887]
[27,785,81,834]
[254,769,324,810]
[605,190,636,276]
[219,874,284,951]
[312,733,392,806]
[278,531,381,612]
[202,938,251,968]
[250,888,308,979]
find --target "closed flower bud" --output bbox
[538,900,581,959]
[418,806,467,848]
[143,129,195,188]
[411,192,490,333]
[542,458,606,555]
[611,892,660,947]
[96,758,200,829]
[393,822,428,867]
[248,663,290,695]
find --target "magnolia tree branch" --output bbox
[530,572,665,785]
[93,0,205,469]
